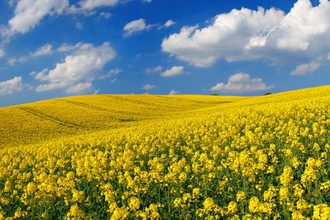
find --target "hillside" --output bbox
[0,86,329,219]
[0,94,245,147]
[1,86,329,147]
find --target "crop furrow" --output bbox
[59,99,136,116]
[19,107,84,130]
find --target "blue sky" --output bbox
[0,0,329,107]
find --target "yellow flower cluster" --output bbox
[0,86,329,219]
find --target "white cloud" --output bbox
[98,67,121,79]
[210,72,273,93]
[123,18,149,36]
[0,76,23,95]
[169,89,179,95]
[161,66,184,77]
[158,20,176,29]
[142,84,156,91]
[33,42,116,93]
[6,43,53,66]
[145,66,162,74]
[8,0,19,7]
[65,82,93,94]
[66,0,121,14]
[7,57,17,66]
[110,78,117,83]
[162,0,330,67]
[123,18,172,36]
[99,12,111,19]
[57,43,85,52]
[79,0,119,10]
[8,0,69,33]
[290,62,321,76]
[31,43,53,57]
[164,20,175,28]
[31,68,49,81]
[75,21,84,30]
[0,49,5,58]
[143,0,152,3]
[5,0,121,36]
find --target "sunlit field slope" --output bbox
[0,86,329,219]
[0,95,244,147]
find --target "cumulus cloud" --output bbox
[158,20,176,29]
[8,0,69,33]
[123,18,150,36]
[32,42,116,94]
[162,0,330,67]
[169,89,179,95]
[57,43,85,53]
[8,0,19,7]
[31,43,53,57]
[65,82,93,94]
[142,84,156,91]
[0,76,23,95]
[290,62,321,76]
[5,0,122,36]
[210,72,273,93]
[6,43,53,66]
[124,18,175,36]
[66,0,120,14]
[163,20,175,28]
[78,0,119,10]
[145,66,162,74]
[161,66,184,77]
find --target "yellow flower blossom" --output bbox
[204,198,216,211]
[236,191,246,202]
[227,201,238,214]
[0,87,329,219]
[249,197,260,213]
[313,204,330,220]
[66,204,85,219]
[129,197,140,211]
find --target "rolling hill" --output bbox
[0,94,244,147]
[1,86,329,148]
[0,86,329,219]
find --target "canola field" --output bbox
[0,86,329,219]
